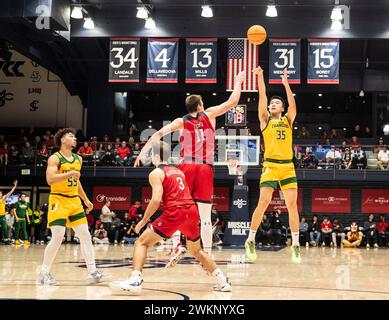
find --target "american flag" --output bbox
[227,38,258,92]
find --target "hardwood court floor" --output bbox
[1,243,389,300]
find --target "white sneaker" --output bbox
[114,240,118,245]
[374,243,379,248]
[37,269,57,286]
[213,278,232,292]
[109,277,143,295]
[165,243,187,268]
[87,270,111,284]
[305,242,309,247]
[366,243,370,249]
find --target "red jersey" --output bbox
[160,165,194,209]
[180,112,215,165]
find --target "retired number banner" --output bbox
[109,38,140,83]
[147,38,179,83]
[308,39,339,84]
[185,38,217,83]
[269,39,301,84]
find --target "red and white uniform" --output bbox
[150,165,200,241]
[178,112,215,203]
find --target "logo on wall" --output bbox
[29,100,39,111]
[28,88,42,94]
[30,71,41,82]
[0,61,25,77]
[0,90,14,107]
[233,198,247,209]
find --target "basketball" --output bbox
[247,25,267,45]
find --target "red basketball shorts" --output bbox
[178,163,214,203]
[150,204,200,242]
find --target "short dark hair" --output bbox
[152,141,171,162]
[54,128,75,147]
[185,94,202,113]
[270,96,286,108]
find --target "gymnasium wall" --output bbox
[0,50,83,130]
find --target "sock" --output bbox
[171,231,181,249]
[212,268,227,284]
[74,224,97,274]
[247,229,257,243]
[291,232,300,247]
[197,202,212,254]
[42,226,66,272]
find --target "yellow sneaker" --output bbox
[244,240,257,262]
[291,246,302,264]
[24,240,30,245]
[15,240,20,245]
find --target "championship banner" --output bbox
[312,189,350,213]
[109,38,140,83]
[362,189,389,213]
[185,38,217,83]
[266,189,303,213]
[307,39,339,84]
[225,104,247,127]
[141,186,163,211]
[147,38,179,83]
[93,186,132,210]
[212,187,230,212]
[269,39,301,84]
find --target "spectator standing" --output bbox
[128,201,142,223]
[364,127,372,138]
[329,129,340,139]
[377,146,389,170]
[309,215,321,246]
[377,215,389,247]
[109,213,121,244]
[0,180,17,244]
[101,200,115,231]
[115,141,130,166]
[331,220,345,247]
[364,214,379,248]
[320,216,333,246]
[0,143,9,166]
[211,206,223,245]
[352,125,362,138]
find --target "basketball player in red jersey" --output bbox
[110,142,231,295]
[134,71,245,260]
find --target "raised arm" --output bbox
[46,155,80,186]
[134,117,184,167]
[253,66,269,129]
[282,68,297,125]
[205,71,245,119]
[134,169,164,233]
[2,180,18,200]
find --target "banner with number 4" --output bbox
[109,38,140,83]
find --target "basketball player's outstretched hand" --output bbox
[281,68,289,85]
[236,70,246,83]
[252,66,263,76]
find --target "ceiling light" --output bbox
[83,17,95,30]
[318,106,323,109]
[318,126,322,130]
[359,90,365,97]
[186,93,190,96]
[136,7,148,19]
[212,93,217,96]
[327,106,331,110]
[293,93,296,96]
[343,128,347,131]
[331,7,343,21]
[318,93,323,97]
[331,19,343,31]
[145,17,156,29]
[201,5,213,18]
[266,5,278,18]
[71,6,83,19]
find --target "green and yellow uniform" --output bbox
[48,152,86,228]
[14,200,29,240]
[0,198,8,240]
[260,114,297,190]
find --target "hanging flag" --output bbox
[307,38,340,84]
[147,38,179,83]
[185,38,217,83]
[109,38,140,83]
[227,38,258,92]
[269,38,301,84]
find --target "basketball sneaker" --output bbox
[213,278,232,292]
[24,240,30,245]
[165,243,187,268]
[87,270,111,284]
[109,277,143,295]
[244,240,257,262]
[37,269,57,286]
[291,245,302,264]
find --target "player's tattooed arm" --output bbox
[46,155,80,186]
[134,118,184,167]
[205,71,245,119]
[282,68,297,125]
[253,66,269,130]
[134,169,164,233]
[3,180,17,200]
